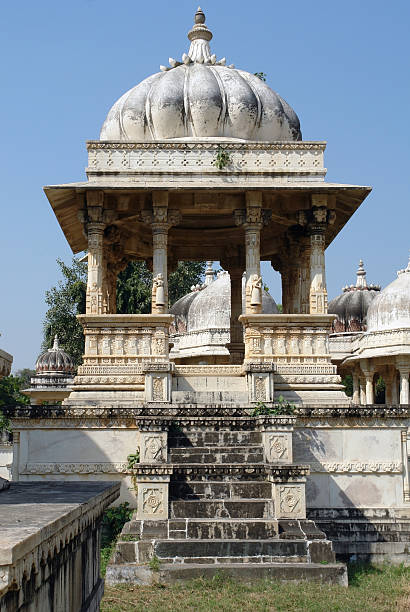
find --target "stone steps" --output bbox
[169,446,264,464]
[106,561,348,586]
[122,518,328,542]
[112,538,336,566]
[170,480,272,500]
[170,499,274,519]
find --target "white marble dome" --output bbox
[366,256,410,332]
[171,270,278,334]
[100,8,301,143]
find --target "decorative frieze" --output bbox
[308,461,403,474]
[87,141,326,183]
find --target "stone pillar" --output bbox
[352,369,360,404]
[398,362,410,405]
[297,196,336,315]
[142,193,180,315]
[361,361,375,405]
[359,376,366,405]
[86,223,106,315]
[308,207,327,315]
[234,192,263,314]
[80,191,117,315]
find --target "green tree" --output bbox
[0,375,30,407]
[43,257,87,366]
[254,72,267,82]
[43,258,206,366]
[342,374,353,397]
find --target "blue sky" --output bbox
[1,0,409,371]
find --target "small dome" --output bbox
[100,9,301,143]
[367,255,410,332]
[170,269,278,334]
[328,260,381,332]
[35,336,75,374]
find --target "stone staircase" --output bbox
[106,417,347,585]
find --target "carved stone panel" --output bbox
[273,483,306,519]
[136,479,169,520]
[145,371,171,403]
[140,432,167,464]
[263,433,292,463]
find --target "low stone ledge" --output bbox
[0,481,120,609]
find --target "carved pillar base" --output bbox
[245,362,275,404]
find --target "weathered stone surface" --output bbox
[106,562,348,587]
[0,481,120,611]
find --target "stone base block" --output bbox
[106,562,348,587]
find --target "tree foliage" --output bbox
[43,258,87,366]
[42,258,206,366]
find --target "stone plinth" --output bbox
[239,314,347,405]
[0,481,120,612]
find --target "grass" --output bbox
[101,563,410,612]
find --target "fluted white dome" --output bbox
[100,8,301,143]
[171,270,278,334]
[366,256,410,332]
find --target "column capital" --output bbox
[140,208,181,230]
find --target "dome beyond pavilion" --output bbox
[328,260,380,332]
[170,270,278,335]
[100,8,301,143]
[35,336,75,375]
[366,256,410,332]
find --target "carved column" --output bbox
[142,193,181,315]
[359,376,366,405]
[361,361,375,405]
[235,191,264,314]
[79,191,117,315]
[297,196,336,315]
[352,368,360,404]
[397,362,410,405]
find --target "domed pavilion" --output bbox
[22,336,75,404]
[331,256,410,405]
[9,8,410,578]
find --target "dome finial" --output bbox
[195,7,206,24]
[205,261,214,285]
[51,334,59,351]
[187,6,213,63]
[397,251,410,276]
[356,259,368,288]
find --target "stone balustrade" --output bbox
[86,141,326,185]
[75,314,173,390]
[239,314,336,364]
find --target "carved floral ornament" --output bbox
[279,485,302,515]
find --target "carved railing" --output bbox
[75,314,173,389]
